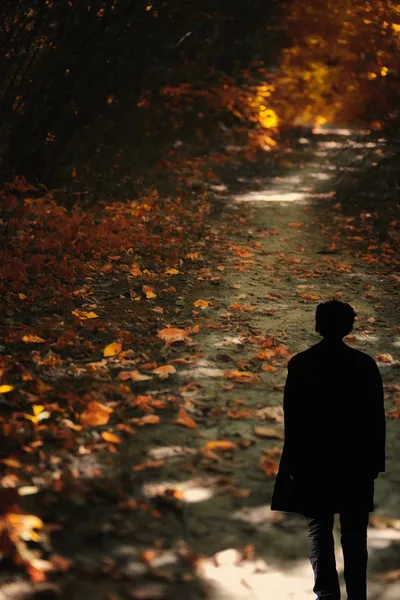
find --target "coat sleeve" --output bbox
[283,358,299,476]
[366,358,386,474]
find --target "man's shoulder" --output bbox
[288,343,376,369]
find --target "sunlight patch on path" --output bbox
[233,191,305,203]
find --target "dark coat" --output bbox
[271,339,386,517]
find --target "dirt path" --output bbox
[3,130,399,600]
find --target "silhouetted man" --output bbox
[271,299,386,600]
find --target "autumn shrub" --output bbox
[0,178,211,314]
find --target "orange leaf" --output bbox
[22,335,45,343]
[229,302,245,312]
[262,364,277,372]
[259,455,279,476]
[132,460,163,472]
[193,299,210,309]
[152,365,177,379]
[205,440,236,451]
[130,415,160,426]
[143,285,157,299]
[256,349,275,360]
[254,426,284,440]
[117,370,152,381]
[130,264,142,276]
[80,401,113,427]
[173,407,197,429]
[157,327,191,344]
[224,370,260,384]
[376,353,394,363]
[101,432,121,444]
[104,342,122,357]
[2,458,22,469]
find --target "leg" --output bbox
[339,511,369,600]
[306,513,341,600]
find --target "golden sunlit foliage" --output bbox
[272,0,400,127]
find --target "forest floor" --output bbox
[1,129,400,600]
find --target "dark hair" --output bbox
[315,299,356,339]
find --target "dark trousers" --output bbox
[306,511,369,600]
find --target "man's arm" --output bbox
[367,358,386,477]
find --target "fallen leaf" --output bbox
[254,426,284,439]
[224,370,260,384]
[173,407,197,429]
[80,401,113,427]
[194,299,210,309]
[143,285,157,299]
[130,415,160,426]
[101,432,121,444]
[259,455,279,476]
[262,364,277,372]
[152,365,177,379]
[130,265,142,276]
[132,460,163,472]
[5,513,44,542]
[22,335,45,343]
[255,349,275,360]
[104,342,122,357]
[0,385,14,394]
[205,441,236,451]
[117,370,152,381]
[2,458,22,469]
[376,353,394,363]
[256,406,284,423]
[374,569,400,582]
[165,268,179,275]
[157,327,191,344]
[72,309,99,320]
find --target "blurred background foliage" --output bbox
[0,0,399,188]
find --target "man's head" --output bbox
[315,299,356,340]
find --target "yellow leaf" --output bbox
[101,432,121,444]
[104,342,122,357]
[165,268,179,275]
[5,513,44,542]
[22,335,45,343]
[18,293,27,300]
[143,285,157,299]
[194,299,210,309]
[152,365,177,379]
[72,309,99,320]
[0,385,14,394]
[32,405,45,416]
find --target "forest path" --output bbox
[14,130,399,600]
[166,129,400,600]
